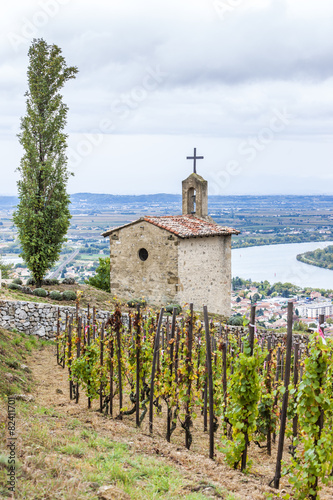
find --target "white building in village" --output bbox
[299,302,333,320]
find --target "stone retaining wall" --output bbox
[225,325,310,346]
[0,298,310,345]
[0,299,115,339]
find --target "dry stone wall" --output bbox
[226,325,310,347]
[0,299,115,339]
[0,298,311,345]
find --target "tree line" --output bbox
[232,276,333,298]
[232,233,332,249]
[296,245,333,271]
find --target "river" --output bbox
[232,241,333,289]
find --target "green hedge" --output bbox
[33,288,48,297]
[62,290,76,301]
[165,304,182,315]
[127,298,147,308]
[49,290,63,301]
[8,283,23,291]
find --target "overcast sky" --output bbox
[1,0,333,196]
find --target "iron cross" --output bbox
[186,148,204,174]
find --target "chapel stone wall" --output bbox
[176,235,232,317]
[109,221,179,305]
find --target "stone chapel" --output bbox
[102,154,239,316]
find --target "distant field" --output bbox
[76,253,103,260]
[1,194,332,254]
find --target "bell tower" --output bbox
[182,148,208,218]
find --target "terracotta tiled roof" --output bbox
[102,215,239,239]
[144,215,239,238]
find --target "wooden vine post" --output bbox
[203,371,208,432]
[76,298,79,323]
[166,307,177,442]
[87,304,90,341]
[109,325,114,417]
[99,322,104,413]
[222,331,228,435]
[266,336,272,456]
[68,316,73,400]
[149,308,164,434]
[249,305,256,355]
[274,301,293,489]
[135,306,141,427]
[61,311,68,369]
[272,346,281,444]
[196,327,202,391]
[75,317,81,404]
[87,306,91,409]
[292,340,299,444]
[241,304,256,471]
[169,307,177,374]
[56,307,60,365]
[174,325,180,384]
[93,306,96,338]
[184,303,194,450]
[203,305,214,459]
[115,307,123,419]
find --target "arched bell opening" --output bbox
[187,187,196,215]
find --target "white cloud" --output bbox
[1,0,333,195]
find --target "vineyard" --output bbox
[56,302,333,500]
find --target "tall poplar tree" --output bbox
[13,39,78,287]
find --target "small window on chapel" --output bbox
[138,248,149,261]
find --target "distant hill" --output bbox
[70,192,182,205]
[0,196,18,208]
[0,193,182,211]
[1,193,333,212]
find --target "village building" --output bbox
[299,301,333,320]
[102,151,239,316]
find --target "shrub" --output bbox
[21,286,33,295]
[86,257,110,292]
[33,288,48,297]
[165,304,182,315]
[62,290,76,301]
[127,298,147,308]
[41,278,60,286]
[49,290,63,301]
[228,314,243,326]
[0,258,13,279]
[62,277,76,285]
[26,277,36,286]
[8,283,23,291]
[12,278,23,285]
